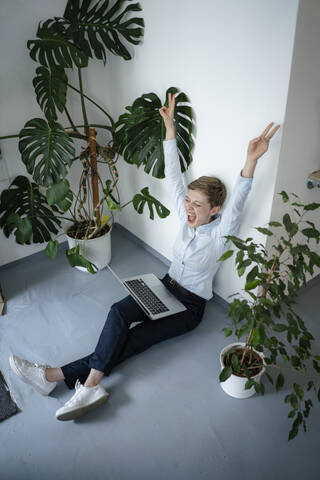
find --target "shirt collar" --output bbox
[189,213,221,235]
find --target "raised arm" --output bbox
[218,121,281,240]
[159,92,176,140]
[159,94,187,222]
[241,122,280,178]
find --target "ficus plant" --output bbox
[217,190,320,440]
[0,0,195,272]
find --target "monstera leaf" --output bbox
[66,245,98,274]
[114,87,195,178]
[52,0,144,63]
[28,19,88,69]
[0,176,61,244]
[132,187,170,220]
[18,118,75,187]
[46,179,73,212]
[33,66,68,120]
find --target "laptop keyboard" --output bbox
[124,279,169,315]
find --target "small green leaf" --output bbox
[293,383,304,400]
[290,394,299,410]
[132,187,170,219]
[219,365,232,382]
[45,239,59,259]
[303,202,320,211]
[255,227,273,236]
[279,190,289,202]
[246,265,259,283]
[222,327,233,337]
[6,213,33,245]
[46,179,70,206]
[245,279,260,290]
[66,245,98,274]
[236,250,244,264]
[252,328,261,347]
[231,354,240,373]
[273,323,287,332]
[218,250,234,261]
[288,423,299,441]
[268,221,282,227]
[288,410,295,418]
[245,379,254,390]
[276,372,284,391]
[253,381,263,394]
[265,372,273,385]
[307,381,314,391]
[237,266,246,277]
[283,213,292,234]
[259,297,275,307]
[107,196,121,211]
[302,228,319,240]
[313,360,320,373]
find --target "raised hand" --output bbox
[159,93,175,131]
[246,122,280,163]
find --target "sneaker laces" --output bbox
[34,363,51,369]
[64,379,84,407]
[75,379,83,392]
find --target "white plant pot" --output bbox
[65,225,112,272]
[219,342,265,399]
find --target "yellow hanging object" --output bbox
[101,214,109,226]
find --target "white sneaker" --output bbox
[9,354,57,396]
[56,380,109,421]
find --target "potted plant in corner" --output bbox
[0,0,195,273]
[217,190,320,440]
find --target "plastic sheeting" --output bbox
[0,226,319,480]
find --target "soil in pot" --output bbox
[223,346,264,378]
[67,221,111,240]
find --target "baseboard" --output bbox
[113,223,171,267]
[1,224,319,313]
[0,242,66,272]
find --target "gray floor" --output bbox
[0,225,319,480]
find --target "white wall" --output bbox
[265,0,320,281]
[85,0,299,300]
[0,0,67,265]
[0,1,301,303]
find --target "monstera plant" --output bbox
[0,0,194,272]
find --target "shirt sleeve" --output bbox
[216,170,253,242]
[163,139,187,222]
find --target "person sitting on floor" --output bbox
[9,93,280,421]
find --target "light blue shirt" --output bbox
[164,139,253,300]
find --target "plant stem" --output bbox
[240,331,253,365]
[0,134,19,140]
[33,213,75,222]
[120,200,132,209]
[67,83,114,126]
[64,106,79,134]
[77,68,89,137]
[65,130,88,141]
[89,127,100,223]
[65,124,112,132]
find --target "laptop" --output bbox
[106,264,186,320]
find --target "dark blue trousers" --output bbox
[61,274,206,389]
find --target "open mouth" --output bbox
[187,214,196,224]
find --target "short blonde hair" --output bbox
[188,176,227,208]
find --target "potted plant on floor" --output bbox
[0,0,194,272]
[217,190,320,440]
